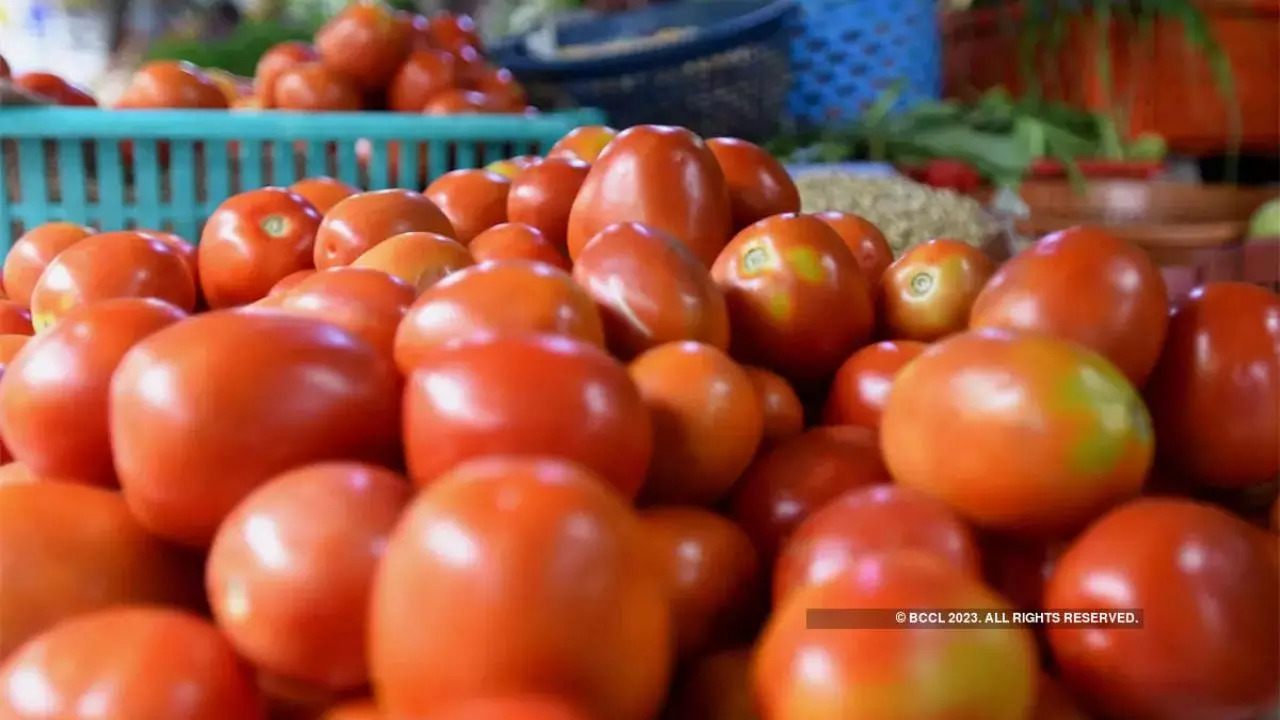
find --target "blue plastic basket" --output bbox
[0,106,605,256]
[785,0,942,127]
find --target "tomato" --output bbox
[1045,498,1279,720]
[880,238,995,342]
[268,269,318,297]
[274,62,363,111]
[290,176,360,215]
[394,260,604,372]
[199,188,322,308]
[320,698,380,720]
[425,12,482,54]
[0,462,47,487]
[774,484,982,606]
[369,457,671,720]
[111,310,401,547]
[706,137,800,232]
[315,0,411,91]
[566,125,732,267]
[1143,282,1280,490]
[116,60,227,109]
[388,48,457,112]
[469,223,571,271]
[0,301,32,336]
[485,154,542,179]
[351,230,473,294]
[711,213,874,383]
[29,230,196,331]
[276,267,415,359]
[0,335,27,364]
[1032,675,1090,720]
[254,41,319,107]
[0,483,204,659]
[316,190,456,269]
[208,462,410,692]
[12,72,97,106]
[0,607,266,719]
[970,226,1169,386]
[422,88,503,114]
[729,426,890,561]
[140,230,200,296]
[3,222,94,307]
[572,222,730,359]
[882,329,1152,536]
[743,366,804,448]
[822,340,928,430]
[546,125,618,164]
[424,169,512,245]
[471,66,527,112]
[663,648,756,720]
[423,697,593,720]
[812,211,894,290]
[0,298,185,487]
[507,157,590,253]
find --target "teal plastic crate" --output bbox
[0,106,606,256]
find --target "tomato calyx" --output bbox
[741,245,774,276]
[260,214,291,238]
[908,270,935,297]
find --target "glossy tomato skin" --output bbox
[369,457,671,720]
[823,340,929,430]
[572,222,730,360]
[315,189,456,269]
[812,211,894,290]
[110,311,401,548]
[351,230,473,294]
[547,125,617,165]
[507,157,590,253]
[706,137,800,231]
[0,301,32,335]
[882,329,1152,536]
[315,0,411,91]
[663,648,755,720]
[1045,498,1279,720]
[711,213,875,383]
[422,88,501,114]
[116,61,227,109]
[424,169,512,244]
[880,238,994,342]
[566,125,733,267]
[140,230,200,295]
[0,298,186,486]
[0,607,266,720]
[199,187,322,308]
[743,366,804,448]
[3,222,94,307]
[13,72,98,106]
[276,267,415,360]
[402,334,651,496]
[388,48,457,112]
[471,66,527,112]
[469,223,571,271]
[1143,282,1280,489]
[970,226,1169,386]
[254,41,319,107]
[274,62,363,111]
[289,176,359,215]
[421,696,592,720]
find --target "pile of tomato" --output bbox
[0,118,1275,720]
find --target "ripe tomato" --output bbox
[369,457,671,720]
[140,230,200,294]
[812,211,894,290]
[773,484,982,606]
[388,48,457,112]
[199,187,322,308]
[547,125,617,164]
[12,72,97,106]
[424,169,512,245]
[1046,498,1279,720]
[315,0,411,91]
[268,268,318,297]
[630,342,762,505]
[0,335,28,364]
[706,137,800,232]
[823,340,928,430]
[276,267,415,359]
[469,223,571,271]
[572,222,729,359]
[3,222,94,307]
[315,189,455,269]
[111,311,401,547]
[485,154,542,179]
[351,230,473,293]
[394,260,604,372]
[0,482,203,659]
[566,125,733,267]
[422,697,593,720]
[729,426,890,561]
[116,60,227,108]
[253,41,319,107]
[471,66,527,112]
[1144,282,1280,490]
[0,298,185,487]
[0,301,31,335]
[422,88,501,114]
[208,462,411,692]
[0,461,47,487]
[0,607,266,719]
[425,12,482,54]
[289,176,359,215]
[29,230,196,331]
[663,648,755,720]
[274,62,363,111]
[711,213,874,383]
[743,366,804,448]
[507,157,590,253]
[880,238,995,342]
[881,329,1152,536]
[970,226,1169,386]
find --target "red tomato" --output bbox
[881,329,1152,536]
[1045,498,1279,720]
[566,125,733,267]
[116,60,227,108]
[970,226,1169,386]
[468,223,571,271]
[315,0,411,91]
[774,484,982,606]
[315,190,456,269]
[471,66,527,112]
[729,426,890,561]
[394,260,604,372]
[711,213,874,383]
[276,267,415,359]
[822,340,928,430]
[12,72,97,106]
[880,238,995,342]
[199,187,322,308]
[0,483,204,659]
[630,342,762,505]
[663,648,755,720]
[3,222,94,307]
[139,230,200,296]
[274,62,363,111]
[743,366,804,448]
[0,607,266,719]
[485,154,542,179]
[422,88,502,114]
[0,298,185,487]
[0,461,48,487]
[268,268,318,298]
[29,230,196,331]
[253,41,319,107]
[507,157,590,253]
[290,176,360,215]
[754,553,1038,720]
[572,222,730,360]
[546,125,618,165]
[110,311,401,547]
[424,169,512,245]
[0,301,31,335]
[706,137,800,232]
[351,230,473,294]
[369,457,671,720]
[425,12,482,54]
[208,462,411,692]
[423,697,593,720]
[1144,282,1280,490]
[388,48,458,112]
[0,335,28,365]
[812,211,894,290]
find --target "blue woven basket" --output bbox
[0,106,605,256]
[785,0,942,127]
[490,0,796,142]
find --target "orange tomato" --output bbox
[425,12,482,54]
[547,125,618,164]
[706,137,800,232]
[315,0,412,91]
[274,62,363,112]
[0,335,28,365]
[116,60,227,109]
[422,88,502,114]
[2,221,94,308]
[0,301,32,335]
[422,697,593,720]
[507,157,590,253]
[268,268,318,297]
[388,48,458,112]
[812,211,894,290]
[315,189,455,269]
[351,230,473,294]
[199,187,322,308]
[743,366,804,448]
[290,176,360,215]
[468,223,571,271]
[254,41,319,108]
[485,154,542,179]
[822,340,928,430]
[880,238,994,342]
[424,169,512,245]
[275,266,415,359]
[13,72,97,106]
[139,230,200,295]
[470,66,527,112]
